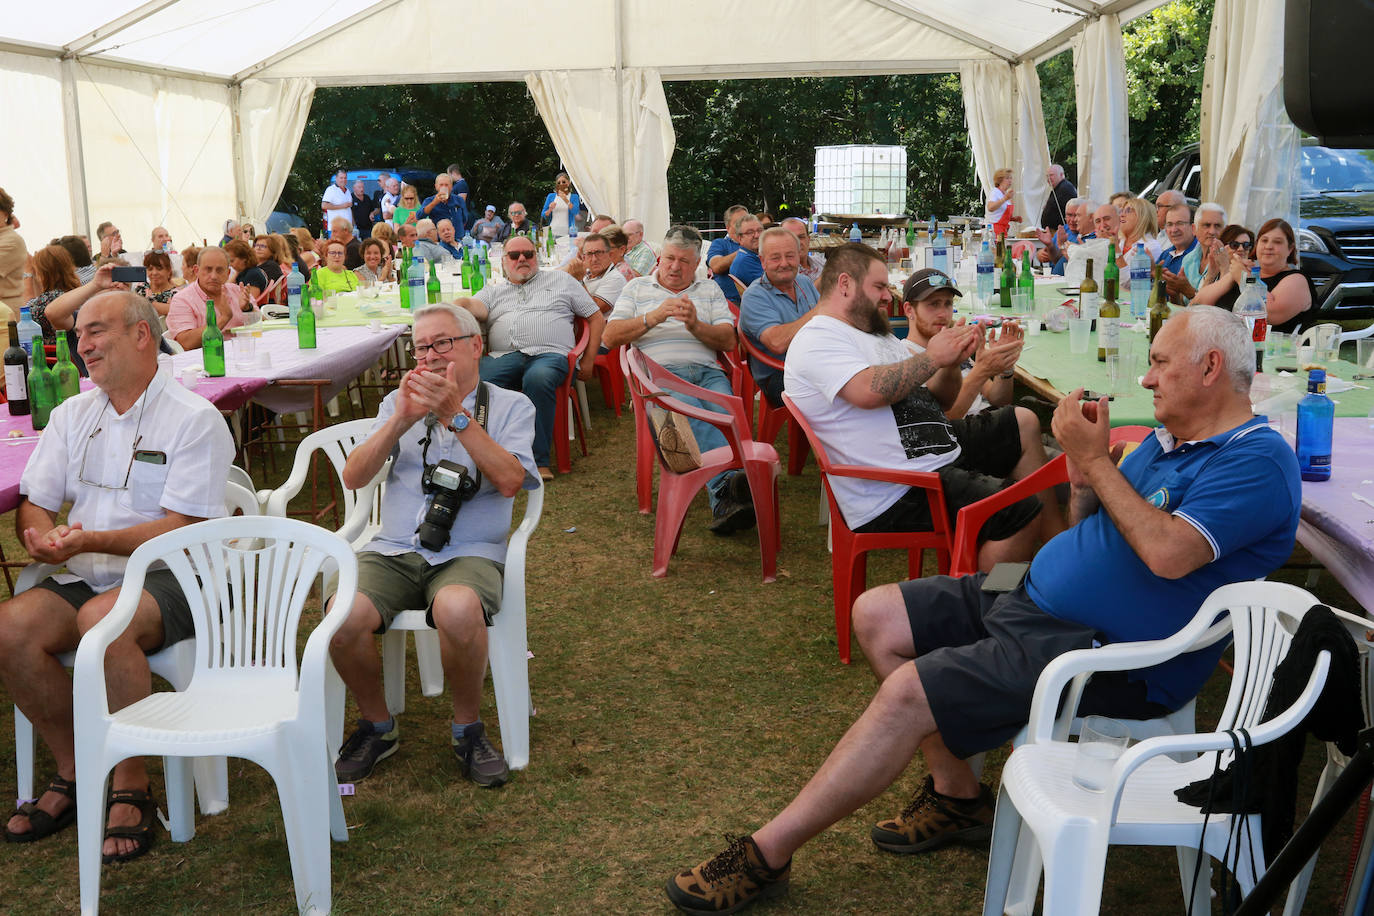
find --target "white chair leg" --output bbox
[191,757,229,816]
[325,663,346,759]
[163,756,197,843]
[1281,757,1345,916]
[413,630,444,698]
[326,396,341,418]
[15,706,35,803]
[76,766,110,916]
[575,379,592,431]
[381,628,408,716]
[276,747,333,916]
[1040,826,1108,916]
[489,606,530,771]
[1176,845,1213,915]
[983,790,1024,916]
[1004,834,1045,916]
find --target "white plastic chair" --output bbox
[73,516,354,916]
[11,480,259,820]
[263,421,544,771]
[983,582,1336,916]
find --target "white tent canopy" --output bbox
[4,0,1211,258]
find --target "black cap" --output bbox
[902,268,963,303]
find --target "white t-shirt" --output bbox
[987,186,1011,223]
[584,267,626,306]
[550,196,571,237]
[322,184,354,229]
[784,315,961,528]
[20,369,235,591]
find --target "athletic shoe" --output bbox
[870,775,995,854]
[452,721,509,788]
[334,719,398,783]
[709,498,756,535]
[666,834,790,914]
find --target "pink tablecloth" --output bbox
[1297,417,1374,614]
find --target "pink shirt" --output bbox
[166,280,251,338]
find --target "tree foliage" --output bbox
[282,1,1213,226]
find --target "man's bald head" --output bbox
[1092,204,1120,239]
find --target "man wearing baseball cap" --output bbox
[472,205,505,244]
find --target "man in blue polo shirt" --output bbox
[706,204,748,302]
[726,214,765,299]
[665,305,1302,914]
[1157,202,1199,302]
[739,227,820,406]
[422,174,466,235]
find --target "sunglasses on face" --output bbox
[1226,240,1253,250]
[507,249,537,261]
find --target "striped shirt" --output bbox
[475,268,599,357]
[610,274,734,368]
[625,241,656,277]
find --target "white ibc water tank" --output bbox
[814,145,907,215]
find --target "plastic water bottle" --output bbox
[1234,266,1268,372]
[287,262,304,324]
[406,256,427,310]
[1296,368,1334,481]
[931,229,949,275]
[976,240,994,305]
[1128,243,1151,319]
[849,223,862,243]
[16,306,41,360]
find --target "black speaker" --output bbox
[1285,0,1374,147]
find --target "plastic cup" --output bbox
[1358,337,1374,370]
[1068,318,1092,354]
[1071,716,1131,792]
[1012,291,1031,315]
[1026,318,1041,336]
[368,319,382,333]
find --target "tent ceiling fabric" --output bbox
[5,1,1161,83]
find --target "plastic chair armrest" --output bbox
[826,463,944,492]
[72,559,152,721]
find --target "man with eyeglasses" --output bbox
[580,234,626,309]
[603,225,755,534]
[0,291,233,861]
[1156,203,1199,304]
[328,303,540,789]
[1167,202,1226,304]
[725,214,764,302]
[459,235,603,481]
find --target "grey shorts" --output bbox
[356,551,504,631]
[36,569,195,651]
[902,574,1169,759]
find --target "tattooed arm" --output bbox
[838,324,979,409]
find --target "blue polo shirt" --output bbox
[729,247,764,294]
[1156,235,1199,275]
[1026,417,1301,710]
[422,194,465,232]
[706,236,741,301]
[739,274,820,388]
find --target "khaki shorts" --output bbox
[356,551,504,631]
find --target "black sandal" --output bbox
[102,787,159,864]
[4,775,77,843]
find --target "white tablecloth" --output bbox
[162,325,407,415]
[1297,417,1374,615]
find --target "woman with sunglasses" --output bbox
[1191,219,1315,332]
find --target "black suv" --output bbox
[1141,141,1374,329]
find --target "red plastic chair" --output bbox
[552,316,592,474]
[622,346,655,514]
[947,425,1154,577]
[587,295,624,415]
[255,273,286,306]
[626,348,781,583]
[783,393,953,664]
[722,302,753,406]
[739,333,810,476]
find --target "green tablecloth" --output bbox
[259,292,415,330]
[1016,322,1374,425]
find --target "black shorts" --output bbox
[902,574,1171,759]
[856,406,1039,542]
[36,569,195,651]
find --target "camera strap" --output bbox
[419,382,491,490]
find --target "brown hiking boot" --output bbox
[666,834,790,914]
[871,775,995,854]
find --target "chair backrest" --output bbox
[224,481,261,516]
[739,330,784,372]
[731,275,748,297]
[161,330,185,354]
[265,418,382,541]
[255,273,286,306]
[623,346,754,456]
[781,392,835,475]
[149,516,356,676]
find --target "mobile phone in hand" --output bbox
[111,266,147,283]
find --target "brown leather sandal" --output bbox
[4,775,77,843]
[102,786,159,864]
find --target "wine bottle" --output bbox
[1097,280,1120,361]
[1080,258,1100,325]
[4,321,30,416]
[1148,267,1170,344]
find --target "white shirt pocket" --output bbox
[124,458,170,517]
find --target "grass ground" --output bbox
[0,382,1363,914]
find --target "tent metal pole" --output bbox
[614,0,627,221]
[229,84,251,224]
[63,0,183,57]
[60,57,91,240]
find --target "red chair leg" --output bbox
[742,462,780,584]
[633,399,653,514]
[833,548,868,665]
[786,420,810,476]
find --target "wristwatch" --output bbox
[449,412,471,433]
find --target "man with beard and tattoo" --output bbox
[781,244,1043,570]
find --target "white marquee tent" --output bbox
[1,0,1293,258]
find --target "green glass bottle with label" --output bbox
[202,300,225,377]
[54,334,81,400]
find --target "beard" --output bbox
[850,287,891,336]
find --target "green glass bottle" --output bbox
[545,226,555,258]
[54,334,80,401]
[1148,266,1170,344]
[297,294,317,349]
[1103,241,1120,302]
[296,275,310,327]
[202,300,225,377]
[26,350,57,430]
[398,248,412,310]
[999,244,1015,308]
[471,269,484,294]
[426,259,441,305]
[1018,248,1036,297]
[460,259,472,291]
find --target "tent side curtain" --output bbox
[1072,13,1129,205]
[235,78,317,228]
[525,68,675,243]
[1200,0,1299,230]
[1,51,75,259]
[959,60,1051,229]
[73,62,237,250]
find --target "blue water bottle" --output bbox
[1295,368,1334,481]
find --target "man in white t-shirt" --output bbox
[321,169,354,234]
[783,244,1042,570]
[0,292,233,861]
